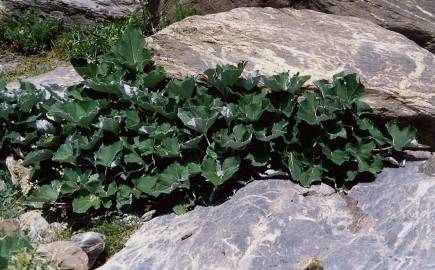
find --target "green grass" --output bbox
[82,219,140,257]
[158,4,201,29]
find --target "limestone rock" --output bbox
[19,210,54,243]
[99,160,435,270]
[292,0,435,53]
[1,0,140,23]
[0,219,21,235]
[71,232,105,268]
[5,156,33,195]
[6,66,82,90]
[146,7,435,141]
[155,0,292,19]
[37,241,89,270]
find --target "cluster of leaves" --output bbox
[0,233,33,269]
[54,16,144,61]
[0,10,63,55]
[0,27,416,216]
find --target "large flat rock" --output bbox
[100,157,435,270]
[146,7,435,140]
[6,66,82,90]
[293,0,435,53]
[1,0,140,23]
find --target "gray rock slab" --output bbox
[293,0,435,54]
[99,158,435,270]
[6,65,82,90]
[1,0,140,23]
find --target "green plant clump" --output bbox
[158,4,201,29]
[0,27,416,216]
[0,10,63,55]
[55,16,144,61]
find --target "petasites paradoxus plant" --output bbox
[0,27,416,216]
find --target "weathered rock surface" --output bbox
[72,232,106,268]
[6,66,82,90]
[37,241,89,270]
[147,7,435,141]
[100,159,435,270]
[19,210,56,243]
[154,0,292,19]
[292,0,435,54]
[1,0,140,23]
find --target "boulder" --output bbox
[292,0,435,53]
[72,232,106,268]
[154,0,292,19]
[146,7,435,142]
[6,66,82,90]
[1,0,140,23]
[19,210,54,243]
[99,158,435,270]
[37,241,89,270]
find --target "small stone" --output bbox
[0,180,6,192]
[0,219,21,235]
[294,257,324,270]
[36,241,88,270]
[141,210,156,222]
[71,232,105,268]
[19,210,53,243]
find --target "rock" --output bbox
[0,180,6,192]
[146,7,435,142]
[6,66,82,90]
[292,0,435,54]
[0,219,21,235]
[154,0,292,20]
[72,232,105,268]
[1,0,140,23]
[5,156,33,195]
[19,210,54,243]
[99,160,435,270]
[37,241,89,270]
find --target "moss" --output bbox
[0,51,67,83]
[82,219,140,257]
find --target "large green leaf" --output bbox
[72,194,101,213]
[238,93,270,122]
[201,157,240,187]
[95,141,123,167]
[286,153,322,187]
[110,26,152,72]
[53,142,77,165]
[178,106,219,133]
[25,181,61,208]
[214,125,252,150]
[23,149,53,165]
[255,120,288,142]
[166,77,195,99]
[204,62,246,95]
[297,91,319,125]
[155,137,181,158]
[263,72,310,93]
[386,122,416,151]
[335,74,365,106]
[47,100,100,128]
